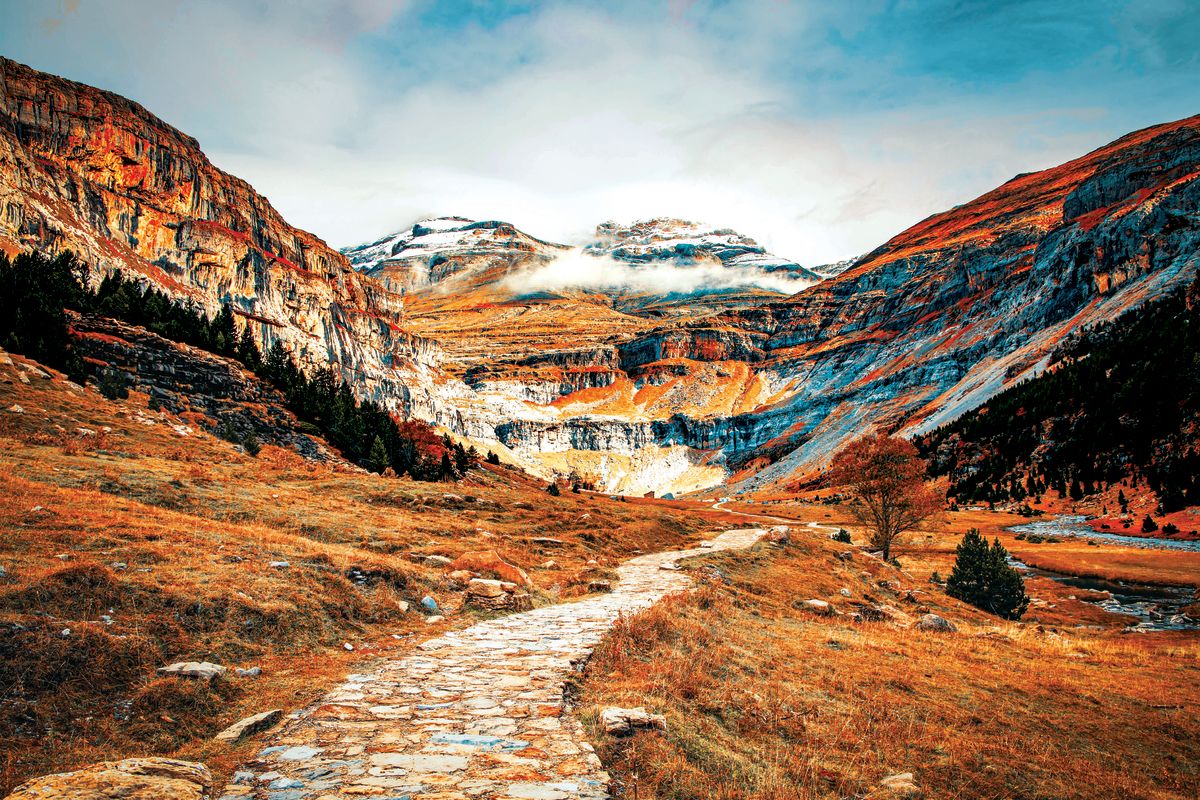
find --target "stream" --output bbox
[1009,514,1200,552]
[1008,516,1199,632]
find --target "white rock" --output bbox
[158,661,227,680]
[802,599,834,615]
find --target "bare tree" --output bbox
[827,434,944,561]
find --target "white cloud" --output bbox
[504,248,816,296]
[1,1,1165,267]
[205,2,1101,265]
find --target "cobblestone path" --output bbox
[219,527,765,800]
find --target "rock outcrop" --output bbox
[5,758,212,800]
[71,313,333,459]
[0,56,438,417]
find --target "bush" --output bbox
[945,529,1029,620]
[486,451,501,465]
[547,482,561,497]
[1142,515,1159,533]
[1162,522,1180,535]
[242,432,261,457]
[833,528,852,544]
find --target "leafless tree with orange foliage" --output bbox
[827,433,944,561]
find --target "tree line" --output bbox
[0,250,474,481]
[916,274,1200,513]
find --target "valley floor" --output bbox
[1,348,1197,799]
[577,500,1200,799]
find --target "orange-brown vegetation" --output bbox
[577,511,1200,799]
[0,350,722,793]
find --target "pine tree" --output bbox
[237,325,263,371]
[368,435,389,474]
[209,304,236,356]
[486,451,501,465]
[945,529,1029,620]
[439,452,456,481]
[547,482,561,497]
[453,441,471,474]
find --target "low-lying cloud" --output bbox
[504,248,816,297]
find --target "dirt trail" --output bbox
[219,527,766,800]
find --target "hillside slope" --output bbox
[916,275,1200,513]
[0,56,444,415]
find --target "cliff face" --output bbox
[0,56,440,414]
[419,116,1200,494]
[716,115,1200,490]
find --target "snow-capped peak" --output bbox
[585,218,822,282]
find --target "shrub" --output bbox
[1142,515,1159,533]
[833,528,852,544]
[547,482,561,497]
[945,529,1029,620]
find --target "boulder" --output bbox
[871,772,922,798]
[600,706,668,736]
[466,578,532,612]
[467,578,507,598]
[449,550,532,588]
[213,709,283,742]
[764,525,790,545]
[157,661,226,680]
[446,569,475,589]
[6,757,212,800]
[914,613,957,633]
[801,599,834,616]
[424,555,454,568]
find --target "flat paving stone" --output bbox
[221,529,764,799]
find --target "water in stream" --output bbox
[1008,516,1199,632]
[1009,515,1200,552]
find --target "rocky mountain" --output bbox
[343,216,568,293]
[587,217,821,284]
[427,116,1200,495]
[3,55,1198,497]
[0,56,442,419]
[716,114,1200,490]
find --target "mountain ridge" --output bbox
[2,53,1198,495]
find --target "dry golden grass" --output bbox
[0,352,720,793]
[577,535,1200,800]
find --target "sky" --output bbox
[2,0,1198,266]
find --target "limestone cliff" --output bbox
[0,56,439,416]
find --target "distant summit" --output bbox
[342,217,567,292]
[586,218,822,283]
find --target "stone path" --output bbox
[219,528,765,800]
